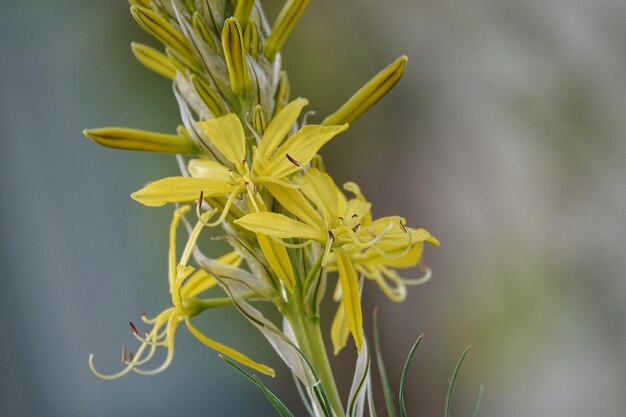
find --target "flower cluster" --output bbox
[85,0,438,415]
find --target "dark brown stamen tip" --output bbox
[367,229,376,238]
[352,224,361,233]
[121,346,127,363]
[338,216,344,221]
[328,230,335,241]
[241,159,247,165]
[141,312,148,319]
[198,191,204,207]
[399,221,407,233]
[418,259,428,272]
[129,321,139,335]
[129,351,135,362]
[351,213,358,219]
[286,153,300,166]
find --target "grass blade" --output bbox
[444,346,471,417]
[373,309,397,417]
[399,334,424,417]
[468,385,484,417]
[221,355,295,417]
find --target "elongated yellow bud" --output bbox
[252,104,266,135]
[243,19,260,59]
[130,5,195,67]
[190,74,227,117]
[221,17,249,96]
[131,42,176,79]
[83,127,198,154]
[165,48,187,74]
[192,11,217,52]
[323,55,408,126]
[263,0,309,61]
[234,0,255,28]
[274,70,290,115]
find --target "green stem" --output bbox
[285,288,345,417]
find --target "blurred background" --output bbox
[2,0,625,416]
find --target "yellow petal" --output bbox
[341,199,372,229]
[196,114,246,167]
[235,212,325,241]
[264,183,325,230]
[169,206,191,288]
[330,301,350,356]
[257,234,295,291]
[296,168,340,221]
[188,159,232,182]
[256,98,308,163]
[83,127,197,154]
[131,177,235,207]
[262,124,348,179]
[335,248,363,351]
[185,319,275,377]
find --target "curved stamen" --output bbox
[254,176,301,188]
[349,221,395,248]
[366,226,413,260]
[132,316,178,376]
[321,231,335,267]
[269,235,313,248]
[195,185,244,228]
[382,265,432,286]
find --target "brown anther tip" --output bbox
[141,311,148,319]
[253,183,258,196]
[129,351,135,362]
[328,230,335,240]
[351,213,358,219]
[129,321,139,335]
[198,191,204,207]
[286,153,300,166]
[241,159,247,165]
[399,221,407,233]
[338,216,344,221]
[121,346,127,363]
[418,259,428,272]
[367,229,376,238]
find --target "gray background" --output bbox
[1,0,625,416]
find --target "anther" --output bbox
[286,153,300,166]
[198,191,204,208]
[121,346,127,363]
[352,224,361,233]
[129,321,139,335]
[399,221,407,233]
[338,216,344,221]
[367,229,377,238]
[129,351,135,362]
[328,230,335,241]
[141,312,148,319]
[351,213,358,219]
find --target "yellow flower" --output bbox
[89,206,274,379]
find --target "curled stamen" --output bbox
[254,176,300,189]
[383,265,432,286]
[351,221,395,248]
[367,226,414,260]
[286,153,300,166]
[129,321,139,335]
[269,235,313,248]
[301,110,316,127]
[195,185,243,228]
[321,232,335,266]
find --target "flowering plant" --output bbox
[84,1,479,415]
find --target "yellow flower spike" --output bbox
[322,55,408,126]
[131,177,236,207]
[130,5,195,68]
[235,212,326,242]
[330,300,350,355]
[82,127,198,154]
[263,0,310,61]
[257,234,296,291]
[244,19,260,59]
[130,42,177,79]
[334,248,364,351]
[256,97,308,161]
[260,123,348,178]
[192,11,217,52]
[185,319,275,377]
[191,74,227,117]
[234,0,255,28]
[197,113,246,169]
[252,104,267,135]
[274,70,290,114]
[222,17,249,97]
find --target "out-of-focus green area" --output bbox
[1,1,625,416]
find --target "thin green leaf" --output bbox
[399,334,424,417]
[220,355,295,417]
[291,371,316,417]
[468,385,484,417]
[373,309,397,417]
[444,346,471,417]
